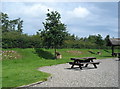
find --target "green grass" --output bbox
[2,48,116,87]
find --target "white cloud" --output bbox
[68,7,90,18]
[23,4,53,17]
[19,4,53,18]
[2,3,53,18]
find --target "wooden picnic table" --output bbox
[69,57,100,70]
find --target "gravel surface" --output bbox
[32,58,119,87]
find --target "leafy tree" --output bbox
[104,35,110,46]
[17,18,23,33]
[95,34,104,49]
[40,10,67,58]
[87,35,97,43]
[1,12,9,33]
[1,12,23,33]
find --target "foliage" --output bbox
[95,34,104,49]
[63,34,107,49]
[39,10,67,58]
[2,32,42,48]
[104,35,110,46]
[1,12,23,33]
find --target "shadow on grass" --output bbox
[34,48,55,59]
[104,49,110,53]
[101,55,113,57]
[88,51,96,54]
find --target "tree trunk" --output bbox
[54,47,57,59]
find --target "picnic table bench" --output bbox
[69,57,100,70]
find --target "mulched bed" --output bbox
[66,50,82,55]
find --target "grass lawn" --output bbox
[2,48,116,87]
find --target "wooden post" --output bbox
[54,48,57,59]
[112,45,114,56]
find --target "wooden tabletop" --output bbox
[71,57,96,60]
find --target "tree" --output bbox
[17,18,23,33]
[40,10,67,59]
[87,35,97,43]
[1,12,9,33]
[104,35,110,46]
[1,12,23,33]
[95,34,104,49]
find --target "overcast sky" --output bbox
[1,2,118,38]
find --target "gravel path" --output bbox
[32,58,119,87]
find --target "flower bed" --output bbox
[1,50,21,60]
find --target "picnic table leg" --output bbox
[71,60,77,68]
[85,64,88,67]
[71,64,74,68]
[79,65,82,70]
[93,64,97,68]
